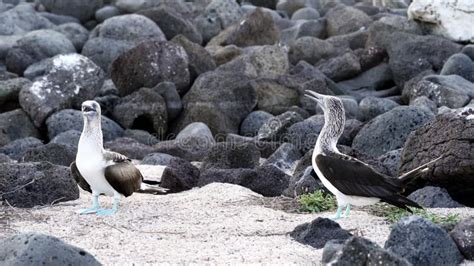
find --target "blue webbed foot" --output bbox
[76,207,100,215]
[96,208,118,216]
[329,206,343,220]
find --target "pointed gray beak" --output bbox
[305,90,324,104]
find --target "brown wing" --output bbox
[70,161,92,193]
[103,151,142,197]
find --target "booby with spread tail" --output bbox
[305,90,441,220]
[70,100,166,216]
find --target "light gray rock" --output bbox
[19,54,105,127]
[0,233,100,265]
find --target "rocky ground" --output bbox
[1,0,474,264]
[1,183,472,265]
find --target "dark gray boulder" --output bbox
[201,142,260,170]
[323,237,410,265]
[408,186,464,208]
[82,14,166,72]
[462,44,474,60]
[0,137,43,160]
[112,87,168,137]
[160,157,200,193]
[110,40,190,96]
[386,32,461,85]
[46,109,123,142]
[170,35,216,82]
[22,143,76,166]
[224,8,280,48]
[39,0,102,22]
[251,78,300,115]
[141,153,175,166]
[95,5,121,23]
[54,22,89,51]
[285,166,324,197]
[194,0,243,42]
[317,51,361,82]
[225,133,281,159]
[352,106,434,158]
[403,74,472,109]
[216,45,289,79]
[243,164,290,197]
[0,78,31,111]
[359,96,399,121]
[0,109,40,146]
[257,111,304,142]
[139,7,202,44]
[154,122,215,162]
[104,137,154,160]
[240,111,273,137]
[19,54,105,127]
[288,37,335,65]
[6,30,76,75]
[325,5,372,37]
[377,149,402,177]
[50,130,81,148]
[265,143,302,174]
[123,129,159,146]
[291,7,320,20]
[152,82,182,122]
[286,115,324,152]
[290,218,352,249]
[198,165,290,197]
[336,63,394,101]
[0,162,79,208]
[385,216,463,265]
[39,12,80,25]
[399,112,474,206]
[174,71,257,135]
[440,53,474,82]
[198,168,256,187]
[0,233,100,265]
[0,153,11,163]
[450,217,474,260]
[281,19,326,44]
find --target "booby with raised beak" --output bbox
[305,90,441,220]
[70,100,166,216]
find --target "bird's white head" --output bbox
[305,90,345,152]
[304,90,345,117]
[81,100,101,122]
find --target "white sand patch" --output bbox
[3,183,473,265]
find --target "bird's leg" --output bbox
[96,194,120,216]
[77,192,101,214]
[330,206,343,220]
[344,204,351,217]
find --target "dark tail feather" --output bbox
[397,156,443,186]
[383,195,422,212]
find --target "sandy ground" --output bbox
[1,183,473,265]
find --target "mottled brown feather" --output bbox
[70,161,92,193]
[104,151,142,197]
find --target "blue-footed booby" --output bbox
[70,100,166,216]
[305,90,441,220]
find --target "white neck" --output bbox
[314,110,344,155]
[78,117,104,155]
